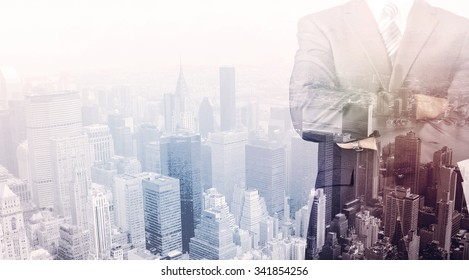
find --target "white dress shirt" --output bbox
[366,0,415,34]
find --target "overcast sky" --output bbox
[0,0,467,77]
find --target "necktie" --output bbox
[379,2,402,65]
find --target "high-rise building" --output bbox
[219,67,236,131]
[89,185,112,259]
[289,135,317,217]
[356,148,379,205]
[0,183,29,260]
[435,193,454,252]
[433,146,453,186]
[84,124,115,165]
[51,133,91,228]
[202,188,235,228]
[436,166,458,203]
[57,224,90,260]
[113,174,146,250]
[394,131,421,194]
[164,65,196,133]
[26,92,82,209]
[239,189,269,248]
[308,189,326,250]
[245,138,286,217]
[198,97,215,139]
[143,141,161,173]
[135,124,161,171]
[200,142,212,190]
[384,186,419,242]
[355,210,380,248]
[208,129,247,204]
[160,133,202,252]
[189,207,237,260]
[142,173,182,256]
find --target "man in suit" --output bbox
[290,0,469,259]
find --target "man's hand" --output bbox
[414,94,448,120]
[336,137,377,151]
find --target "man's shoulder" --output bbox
[299,1,353,26]
[433,6,469,28]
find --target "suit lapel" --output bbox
[345,0,392,90]
[389,0,438,92]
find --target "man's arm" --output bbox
[289,16,376,147]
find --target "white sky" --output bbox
[0,0,467,77]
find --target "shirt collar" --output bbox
[366,0,415,33]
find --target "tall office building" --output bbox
[308,189,326,250]
[356,148,379,205]
[436,166,458,203]
[239,189,269,248]
[436,200,453,253]
[208,130,247,204]
[89,185,112,259]
[164,65,196,133]
[26,92,82,209]
[394,131,421,194]
[219,67,236,131]
[384,186,420,242]
[0,183,29,260]
[84,124,115,165]
[160,133,202,252]
[289,135,318,216]
[51,133,91,228]
[135,124,161,170]
[57,224,90,260]
[142,173,182,256]
[198,97,215,139]
[143,142,161,173]
[355,210,380,248]
[246,138,286,217]
[203,188,236,229]
[189,207,237,260]
[314,133,346,225]
[113,174,146,250]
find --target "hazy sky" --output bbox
[0,0,467,77]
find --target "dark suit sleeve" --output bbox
[289,16,375,143]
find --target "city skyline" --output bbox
[1,0,469,262]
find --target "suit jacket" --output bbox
[290,0,469,188]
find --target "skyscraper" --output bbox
[135,124,161,170]
[160,133,202,252]
[113,174,146,250]
[394,131,421,194]
[89,185,112,260]
[142,173,182,256]
[384,186,419,242]
[435,197,453,253]
[355,210,380,248]
[208,129,247,204]
[57,224,90,260]
[189,207,237,260]
[239,189,269,248]
[289,135,318,216]
[51,133,91,227]
[198,97,215,139]
[0,183,29,260]
[308,189,326,250]
[219,67,236,131]
[84,124,115,165]
[26,92,82,209]
[246,138,286,217]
